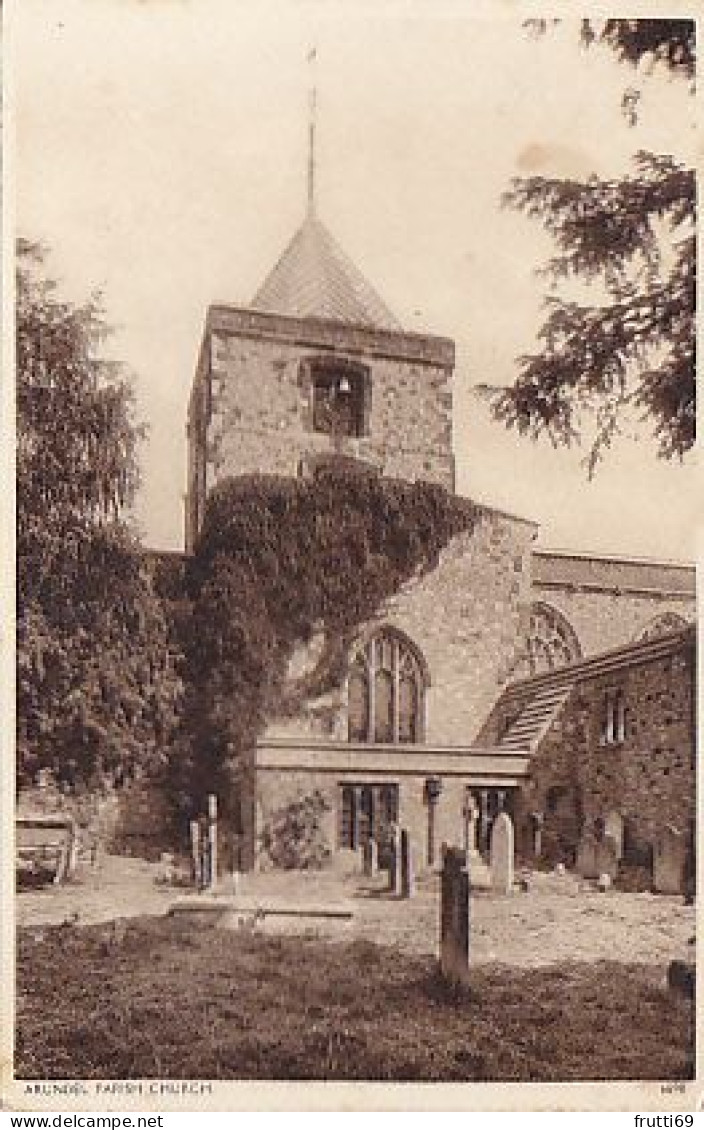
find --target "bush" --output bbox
[260,791,332,869]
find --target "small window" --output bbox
[308,359,369,438]
[601,689,626,745]
[338,783,399,849]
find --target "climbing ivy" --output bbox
[178,465,479,817]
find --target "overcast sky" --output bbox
[13,1,698,559]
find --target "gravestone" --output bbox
[388,824,402,894]
[604,810,624,860]
[466,848,491,889]
[362,838,378,878]
[463,795,479,855]
[595,834,619,881]
[207,794,218,890]
[576,832,599,879]
[531,811,544,859]
[400,829,415,899]
[190,819,201,887]
[490,811,514,894]
[439,845,470,983]
[654,825,686,894]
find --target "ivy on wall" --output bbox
[176,465,479,817]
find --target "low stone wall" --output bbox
[17,776,179,866]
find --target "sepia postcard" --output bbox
[2,0,700,1114]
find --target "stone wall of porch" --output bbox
[251,737,530,871]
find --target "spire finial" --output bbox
[307,46,317,214]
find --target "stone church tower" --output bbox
[185,204,455,551]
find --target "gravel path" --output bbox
[16,856,695,968]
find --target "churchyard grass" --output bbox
[17,917,693,1081]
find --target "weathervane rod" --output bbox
[307,46,317,214]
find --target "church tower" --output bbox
[185,90,455,551]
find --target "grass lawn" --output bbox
[16,917,694,1082]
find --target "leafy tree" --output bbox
[488,20,695,471]
[17,241,182,789]
[582,19,694,78]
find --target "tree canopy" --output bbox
[489,19,695,471]
[17,241,182,789]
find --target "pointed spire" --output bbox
[249,46,401,331]
[306,46,317,214]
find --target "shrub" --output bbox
[259,791,332,869]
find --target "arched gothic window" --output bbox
[347,630,427,744]
[634,612,688,642]
[525,602,581,675]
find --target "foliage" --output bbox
[179,466,477,814]
[16,241,183,789]
[580,19,695,79]
[260,791,332,869]
[488,21,695,472]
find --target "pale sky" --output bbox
[12,1,699,559]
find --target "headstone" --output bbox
[576,833,599,879]
[531,811,544,859]
[400,829,415,899]
[388,824,402,894]
[667,960,695,1000]
[604,811,624,860]
[362,838,378,878]
[490,811,514,894]
[439,845,470,984]
[465,848,491,888]
[595,834,619,881]
[654,825,687,894]
[463,795,479,855]
[208,794,218,890]
[190,820,201,887]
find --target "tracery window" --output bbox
[635,613,688,642]
[347,629,427,744]
[525,602,581,675]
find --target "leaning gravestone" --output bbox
[490,811,514,894]
[654,825,686,894]
[400,828,415,899]
[439,845,470,983]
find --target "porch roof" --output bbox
[255,737,529,784]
